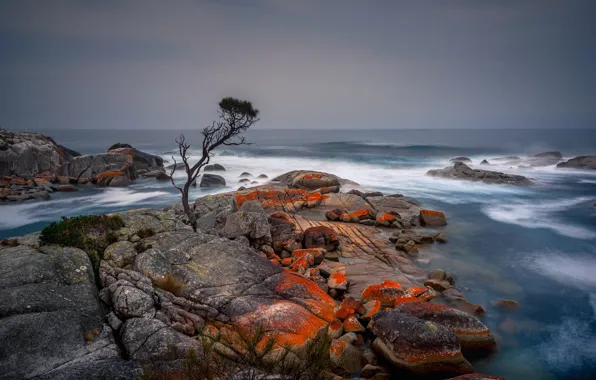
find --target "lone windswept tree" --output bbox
[170,97,259,230]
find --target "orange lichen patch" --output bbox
[328,319,343,338]
[275,271,336,322]
[234,300,330,349]
[280,257,293,266]
[202,324,220,339]
[393,294,422,307]
[343,209,375,220]
[361,300,382,319]
[289,254,314,272]
[96,170,124,182]
[305,268,320,277]
[330,339,348,358]
[109,147,136,158]
[303,173,324,180]
[376,212,396,224]
[234,190,259,207]
[270,259,280,266]
[361,280,405,306]
[292,248,325,262]
[234,188,308,210]
[406,286,437,301]
[328,272,348,290]
[334,307,355,321]
[402,350,465,364]
[420,209,445,217]
[307,192,322,202]
[343,316,364,333]
[339,297,364,314]
[7,178,33,185]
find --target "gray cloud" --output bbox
[1,0,595,130]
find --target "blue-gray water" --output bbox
[2,128,596,379]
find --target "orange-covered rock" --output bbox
[328,319,344,339]
[289,254,314,272]
[361,300,382,319]
[325,208,346,221]
[234,187,308,213]
[307,191,323,208]
[339,297,364,315]
[406,286,437,301]
[340,209,376,223]
[303,226,340,251]
[334,307,355,321]
[376,212,397,226]
[292,248,326,264]
[419,209,447,227]
[280,257,293,266]
[361,280,405,306]
[392,294,422,307]
[330,339,361,374]
[328,272,349,290]
[270,259,280,266]
[343,316,364,333]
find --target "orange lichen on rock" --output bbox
[334,306,355,321]
[392,294,421,307]
[328,272,348,290]
[280,257,293,266]
[328,319,344,339]
[289,254,314,272]
[361,280,405,306]
[341,209,376,222]
[419,209,448,227]
[234,188,308,211]
[292,248,326,263]
[339,297,364,314]
[303,173,324,180]
[234,300,330,350]
[269,211,293,223]
[361,300,382,319]
[406,286,437,301]
[275,271,336,322]
[330,338,348,358]
[376,212,396,224]
[343,316,364,333]
[202,323,220,339]
[96,171,124,182]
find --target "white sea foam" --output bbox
[483,197,596,239]
[526,250,596,290]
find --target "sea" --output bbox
[1,128,596,379]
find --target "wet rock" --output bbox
[58,184,78,192]
[435,232,448,243]
[395,302,496,354]
[424,278,452,292]
[303,226,340,251]
[491,299,520,312]
[142,170,170,181]
[430,269,447,281]
[107,146,164,172]
[480,159,490,165]
[426,162,533,185]
[361,280,405,306]
[533,151,562,159]
[371,310,473,378]
[443,288,486,314]
[328,272,349,290]
[450,157,472,163]
[204,164,225,171]
[419,209,447,227]
[330,339,361,375]
[557,155,596,170]
[239,178,250,183]
[272,170,357,190]
[325,208,346,221]
[257,174,268,179]
[239,172,252,177]
[199,173,226,188]
[56,152,136,186]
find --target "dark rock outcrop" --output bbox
[204,164,225,171]
[272,170,358,190]
[426,162,533,185]
[107,147,164,172]
[371,310,473,377]
[199,173,226,188]
[557,156,596,170]
[450,157,472,163]
[56,152,137,186]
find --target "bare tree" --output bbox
[170,97,259,231]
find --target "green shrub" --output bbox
[39,214,125,272]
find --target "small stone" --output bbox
[429,269,446,281]
[491,299,520,312]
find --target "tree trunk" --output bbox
[181,184,197,232]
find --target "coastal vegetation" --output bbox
[169,97,259,231]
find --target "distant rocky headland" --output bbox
[0,128,593,379]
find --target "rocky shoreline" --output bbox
[1,167,504,380]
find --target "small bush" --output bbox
[1,238,18,247]
[141,325,333,380]
[152,273,186,296]
[39,214,125,272]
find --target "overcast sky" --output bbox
[1,0,595,130]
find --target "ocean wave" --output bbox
[525,250,596,290]
[483,197,596,239]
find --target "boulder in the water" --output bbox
[419,209,447,227]
[450,157,472,163]
[557,156,596,170]
[426,162,533,185]
[533,151,562,159]
[204,164,225,171]
[480,159,489,165]
[257,174,268,179]
[199,174,226,188]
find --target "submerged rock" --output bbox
[450,157,472,163]
[426,162,533,185]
